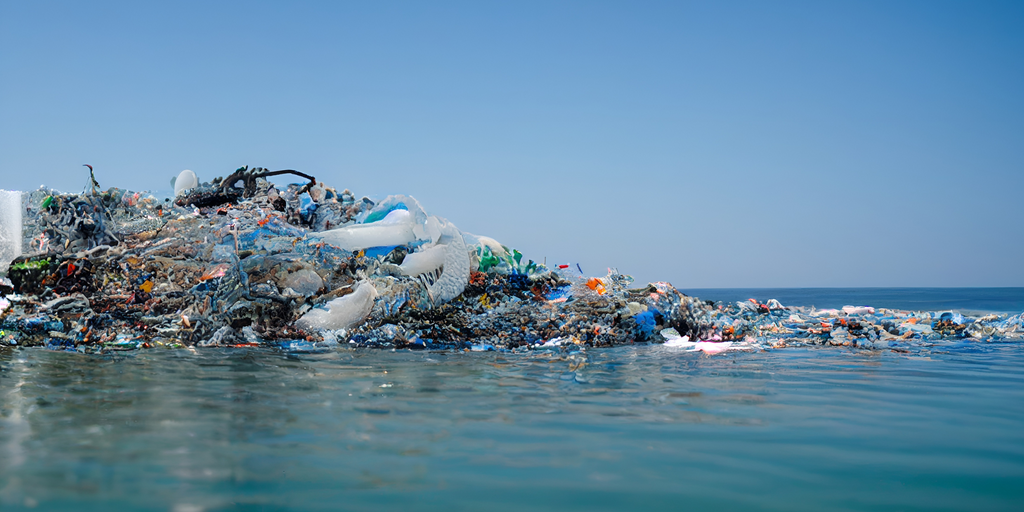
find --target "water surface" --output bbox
[2,289,1023,511]
[683,287,1024,314]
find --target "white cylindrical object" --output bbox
[0,190,23,273]
[315,211,418,251]
[400,244,446,277]
[295,281,378,331]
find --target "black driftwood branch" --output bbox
[219,167,317,198]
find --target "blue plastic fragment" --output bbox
[45,337,76,352]
[545,286,571,301]
[634,311,656,335]
[274,339,335,353]
[362,245,401,259]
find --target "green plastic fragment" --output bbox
[11,259,50,271]
[477,246,501,272]
[474,245,545,276]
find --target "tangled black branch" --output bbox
[220,166,317,198]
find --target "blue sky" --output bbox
[2,1,1022,287]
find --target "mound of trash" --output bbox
[1,166,1022,354]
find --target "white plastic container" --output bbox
[0,190,23,273]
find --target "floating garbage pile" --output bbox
[1,166,1023,354]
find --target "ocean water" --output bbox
[1,289,1023,511]
[683,287,1024,314]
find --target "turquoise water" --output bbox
[2,289,1024,511]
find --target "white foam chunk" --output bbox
[295,281,378,330]
[0,190,22,273]
[842,305,875,315]
[660,328,755,354]
[400,244,446,276]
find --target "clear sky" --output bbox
[2,1,1022,288]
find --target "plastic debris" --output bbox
[0,190,22,273]
[173,169,199,197]
[1,165,1023,355]
[295,280,377,330]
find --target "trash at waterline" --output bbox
[0,165,1022,355]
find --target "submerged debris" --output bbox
[1,166,1022,355]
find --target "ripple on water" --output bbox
[1,344,1023,511]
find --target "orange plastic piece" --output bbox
[200,264,230,282]
[469,271,487,286]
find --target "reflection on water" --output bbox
[2,344,1023,511]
